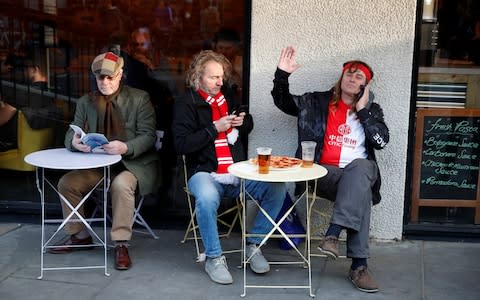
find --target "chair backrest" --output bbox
[182,154,239,208]
[0,110,54,171]
[182,155,189,193]
[181,154,243,260]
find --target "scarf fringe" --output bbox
[210,172,239,185]
[227,128,238,145]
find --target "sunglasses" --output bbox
[95,72,120,81]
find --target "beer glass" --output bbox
[301,141,316,167]
[256,147,272,174]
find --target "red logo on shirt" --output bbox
[338,124,351,135]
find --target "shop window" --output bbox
[409,0,480,229]
[417,0,480,109]
[0,0,249,213]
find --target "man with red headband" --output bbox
[271,46,389,293]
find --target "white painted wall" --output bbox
[248,0,418,240]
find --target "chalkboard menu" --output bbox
[411,109,480,223]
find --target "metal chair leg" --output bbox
[91,191,159,240]
[181,155,242,261]
[132,195,159,239]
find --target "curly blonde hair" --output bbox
[185,50,232,89]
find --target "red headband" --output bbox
[342,63,372,82]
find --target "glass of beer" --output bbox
[256,147,272,174]
[301,141,316,167]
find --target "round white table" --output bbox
[228,161,326,182]
[25,148,121,170]
[228,161,327,297]
[25,148,121,279]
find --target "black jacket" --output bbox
[271,68,389,205]
[173,87,253,180]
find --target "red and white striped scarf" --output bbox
[198,89,238,174]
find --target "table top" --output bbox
[24,148,122,170]
[228,161,327,183]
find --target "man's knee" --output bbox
[348,158,371,169]
[189,172,221,211]
[111,172,137,195]
[345,158,376,172]
[249,181,286,205]
[346,159,377,179]
[57,175,68,193]
[195,195,220,213]
[57,172,76,194]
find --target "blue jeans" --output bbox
[188,172,286,258]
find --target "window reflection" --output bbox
[0,0,246,210]
[1,0,246,95]
[420,0,480,67]
[412,0,480,227]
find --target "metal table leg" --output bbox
[35,166,112,278]
[240,178,315,297]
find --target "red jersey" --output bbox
[320,100,368,168]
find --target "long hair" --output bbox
[331,60,374,113]
[185,50,232,89]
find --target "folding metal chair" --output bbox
[131,194,159,239]
[180,155,243,261]
[91,190,159,240]
[305,192,346,258]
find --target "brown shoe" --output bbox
[318,235,339,259]
[115,245,132,270]
[349,266,379,293]
[48,235,94,254]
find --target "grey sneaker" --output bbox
[318,235,339,259]
[246,243,270,274]
[205,255,233,284]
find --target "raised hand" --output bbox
[277,46,302,74]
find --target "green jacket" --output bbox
[65,85,158,195]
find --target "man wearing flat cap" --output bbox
[50,51,158,271]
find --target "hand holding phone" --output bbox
[231,105,248,116]
[356,85,366,102]
[355,84,369,111]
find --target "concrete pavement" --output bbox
[0,222,479,300]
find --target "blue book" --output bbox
[69,124,109,153]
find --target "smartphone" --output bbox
[231,105,248,115]
[356,85,366,102]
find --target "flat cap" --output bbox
[91,52,124,76]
